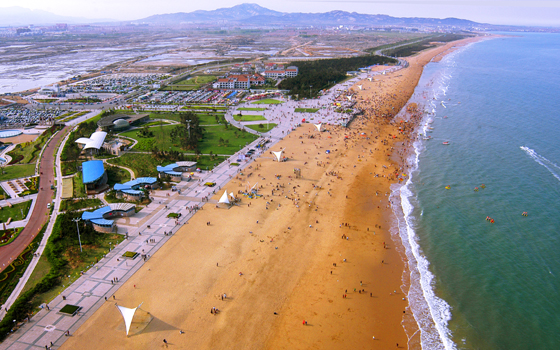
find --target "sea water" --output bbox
[392,33,560,350]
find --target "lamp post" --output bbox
[72,218,83,252]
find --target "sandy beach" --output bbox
[60,36,485,350]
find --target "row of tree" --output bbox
[278,55,397,99]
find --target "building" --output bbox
[285,66,299,78]
[102,139,127,156]
[157,161,197,181]
[81,203,136,233]
[75,131,107,156]
[212,74,265,90]
[97,114,150,132]
[263,66,298,79]
[114,177,158,201]
[82,160,108,194]
[263,70,285,79]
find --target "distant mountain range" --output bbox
[0,6,113,26]
[0,3,515,30]
[137,3,485,28]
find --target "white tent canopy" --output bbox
[219,190,230,204]
[314,123,322,132]
[116,303,143,336]
[272,149,284,162]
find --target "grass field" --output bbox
[60,198,103,212]
[108,153,225,177]
[237,107,266,112]
[106,165,132,186]
[73,172,87,198]
[245,123,277,133]
[164,75,216,91]
[182,105,228,110]
[199,125,258,155]
[120,123,256,155]
[294,108,319,113]
[251,98,283,104]
[61,161,78,176]
[0,200,32,222]
[145,112,223,125]
[0,164,36,181]
[233,115,267,122]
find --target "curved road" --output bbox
[0,126,71,272]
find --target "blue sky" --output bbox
[1,0,559,26]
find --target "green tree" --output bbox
[170,112,203,151]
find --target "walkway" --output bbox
[0,137,276,349]
[0,126,71,274]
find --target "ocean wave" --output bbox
[520,146,560,182]
[391,136,456,350]
[391,66,458,349]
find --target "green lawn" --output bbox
[0,225,43,304]
[165,75,216,91]
[0,200,32,222]
[237,107,266,112]
[198,125,258,155]
[144,112,223,125]
[245,123,277,133]
[7,126,61,165]
[106,165,132,186]
[0,164,36,181]
[121,123,256,155]
[294,108,319,113]
[61,161,78,176]
[183,105,228,110]
[73,172,87,198]
[161,85,197,91]
[108,153,225,177]
[60,198,103,212]
[251,98,283,104]
[233,115,267,122]
[0,186,9,200]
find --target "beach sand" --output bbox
[60,36,485,350]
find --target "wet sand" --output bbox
[60,36,486,350]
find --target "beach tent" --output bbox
[272,150,284,162]
[358,85,363,90]
[219,190,230,205]
[116,303,143,336]
[314,123,322,132]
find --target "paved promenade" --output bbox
[0,63,404,349]
[0,136,273,350]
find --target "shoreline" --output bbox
[13,37,489,350]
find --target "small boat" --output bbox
[442,141,450,145]
[445,185,451,190]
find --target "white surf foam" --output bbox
[390,64,458,350]
[520,146,560,182]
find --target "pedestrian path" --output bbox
[0,137,279,350]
